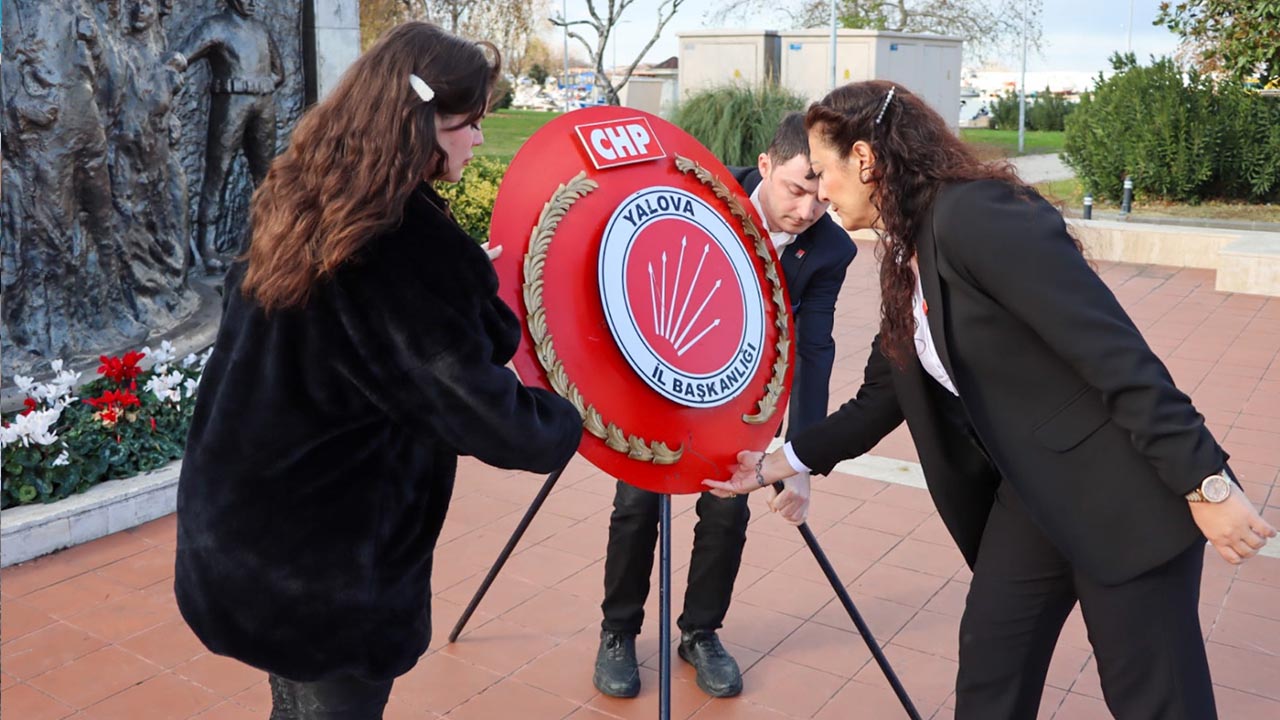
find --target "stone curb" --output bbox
[0,460,181,567]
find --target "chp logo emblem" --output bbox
[599,186,765,408]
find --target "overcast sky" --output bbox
[547,0,1184,73]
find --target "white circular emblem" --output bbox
[599,186,765,408]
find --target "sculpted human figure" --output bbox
[176,0,283,272]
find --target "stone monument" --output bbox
[0,0,314,378]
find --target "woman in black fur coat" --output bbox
[174,23,583,718]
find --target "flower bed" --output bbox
[2,342,207,509]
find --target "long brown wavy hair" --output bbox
[805,81,1034,368]
[242,22,500,310]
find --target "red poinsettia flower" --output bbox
[97,350,146,385]
[20,398,38,416]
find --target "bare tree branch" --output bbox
[549,0,686,105]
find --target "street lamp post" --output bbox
[563,0,570,112]
[1017,0,1028,154]
[830,0,838,90]
[1127,0,1135,53]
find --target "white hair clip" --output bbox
[875,86,896,125]
[409,74,435,103]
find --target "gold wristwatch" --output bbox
[1185,471,1233,503]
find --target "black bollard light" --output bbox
[1120,178,1133,215]
[1083,194,1093,220]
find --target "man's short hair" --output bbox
[767,111,810,166]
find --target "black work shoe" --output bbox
[593,630,640,698]
[678,630,743,698]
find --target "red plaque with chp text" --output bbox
[490,107,793,494]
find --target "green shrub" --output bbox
[990,88,1074,131]
[435,157,508,241]
[989,89,1022,130]
[671,84,809,166]
[1063,53,1280,203]
[1026,89,1074,132]
[492,77,515,111]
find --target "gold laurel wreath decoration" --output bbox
[522,171,684,465]
[674,155,790,425]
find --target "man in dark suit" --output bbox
[593,112,858,699]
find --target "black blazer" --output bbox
[730,167,858,436]
[791,180,1226,585]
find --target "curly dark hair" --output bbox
[805,81,1033,368]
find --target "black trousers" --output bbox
[268,673,394,720]
[956,481,1216,720]
[601,480,749,635]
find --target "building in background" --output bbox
[677,29,963,132]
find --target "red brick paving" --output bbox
[4,243,1279,718]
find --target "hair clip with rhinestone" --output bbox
[875,86,896,125]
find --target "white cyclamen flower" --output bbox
[157,340,177,363]
[51,449,71,467]
[182,353,199,368]
[29,383,55,403]
[184,376,200,398]
[0,424,21,448]
[10,408,60,446]
[14,375,35,394]
[50,370,81,401]
[145,372,183,403]
[50,359,64,373]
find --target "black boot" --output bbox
[678,630,742,698]
[593,630,640,698]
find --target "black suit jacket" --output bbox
[791,180,1226,585]
[730,167,858,437]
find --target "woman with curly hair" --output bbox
[706,81,1274,719]
[175,22,582,719]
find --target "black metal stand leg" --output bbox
[774,483,922,720]
[658,493,672,720]
[448,465,567,643]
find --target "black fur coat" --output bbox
[174,185,583,682]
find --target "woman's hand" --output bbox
[769,473,811,525]
[480,241,502,261]
[703,450,764,498]
[1189,491,1276,565]
[703,449,794,498]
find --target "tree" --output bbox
[361,0,405,48]
[712,0,1043,62]
[1156,1,1280,88]
[551,0,688,105]
[361,0,547,81]
[463,0,548,81]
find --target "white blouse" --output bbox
[913,270,959,396]
[783,263,959,475]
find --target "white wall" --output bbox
[312,0,362,100]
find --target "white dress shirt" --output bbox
[749,184,796,253]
